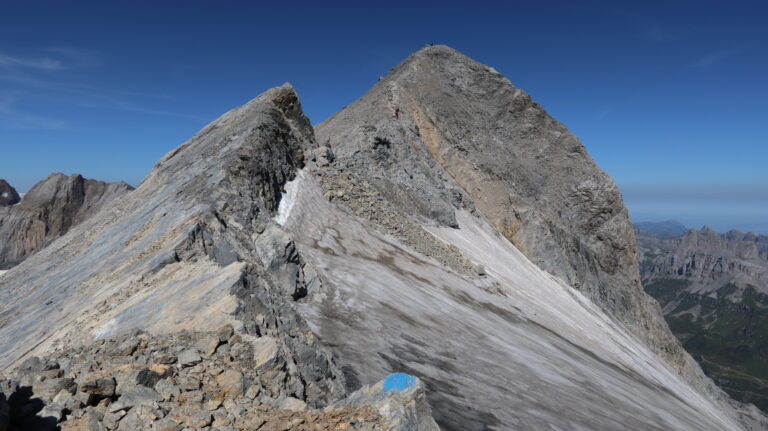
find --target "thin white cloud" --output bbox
[0,92,14,113]
[596,106,613,120]
[73,98,206,122]
[0,93,67,130]
[44,47,101,68]
[0,47,202,124]
[691,50,731,68]
[0,53,64,71]
[0,48,99,71]
[67,83,174,101]
[6,114,67,130]
[643,25,670,42]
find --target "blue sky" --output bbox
[1,1,766,233]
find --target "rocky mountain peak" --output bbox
[0,173,134,269]
[1,49,766,430]
[317,44,687,377]
[0,180,20,206]
[142,83,312,234]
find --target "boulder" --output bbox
[176,349,202,368]
[248,336,279,370]
[109,386,162,412]
[278,397,307,412]
[135,369,161,388]
[335,373,438,431]
[79,377,116,400]
[151,417,181,431]
[215,370,244,397]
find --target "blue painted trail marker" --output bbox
[383,373,416,392]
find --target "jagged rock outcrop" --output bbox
[0,180,20,206]
[0,174,133,269]
[639,227,768,291]
[638,227,768,412]
[315,45,710,398]
[1,49,766,430]
[336,374,438,431]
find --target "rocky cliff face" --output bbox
[0,180,20,206]
[315,45,698,389]
[0,48,766,430]
[638,227,768,412]
[0,174,134,269]
[639,227,768,292]
[0,83,439,431]
[0,85,346,405]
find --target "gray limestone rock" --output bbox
[154,379,180,401]
[108,386,162,412]
[39,402,65,423]
[79,377,116,400]
[309,145,334,167]
[0,180,20,206]
[215,369,244,397]
[176,350,202,368]
[0,173,133,269]
[277,396,306,412]
[315,44,734,422]
[336,374,438,431]
[319,44,667,356]
[247,336,279,370]
[152,417,181,431]
[135,369,161,388]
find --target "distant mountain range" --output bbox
[635,220,689,238]
[636,223,768,412]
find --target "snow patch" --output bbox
[275,170,304,226]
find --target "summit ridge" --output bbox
[0,47,765,430]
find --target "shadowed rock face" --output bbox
[0,173,134,269]
[0,180,20,206]
[315,45,692,383]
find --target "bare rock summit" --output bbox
[316,45,696,384]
